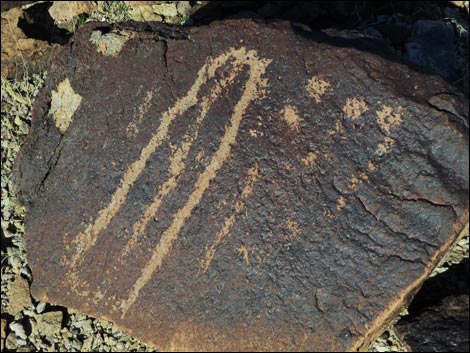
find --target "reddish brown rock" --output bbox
[14,20,469,351]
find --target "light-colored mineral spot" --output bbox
[343,96,369,120]
[282,104,303,132]
[49,78,82,134]
[89,30,133,56]
[376,105,403,134]
[306,76,331,103]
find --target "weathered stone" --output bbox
[5,332,18,350]
[35,311,63,337]
[396,295,469,352]
[1,319,7,352]
[7,275,32,315]
[14,20,469,351]
[48,1,96,29]
[0,6,58,78]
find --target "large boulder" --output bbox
[14,19,469,351]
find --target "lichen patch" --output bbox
[89,30,133,56]
[49,78,82,134]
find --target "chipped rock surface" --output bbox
[14,20,469,351]
[6,274,32,315]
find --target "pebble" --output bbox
[5,333,18,350]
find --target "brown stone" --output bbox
[0,7,56,78]
[14,20,469,351]
[7,275,32,315]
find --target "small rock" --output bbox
[176,1,191,16]
[35,311,63,337]
[126,3,163,22]
[7,275,32,315]
[152,2,178,18]
[48,1,95,23]
[82,337,93,351]
[1,319,7,351]
[36,301,46,313]
[5,332,18,350]
[9,321,27,340]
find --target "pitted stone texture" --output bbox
[14,20,469,351]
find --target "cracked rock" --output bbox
[13,19,469,351]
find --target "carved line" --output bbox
[70,49,248,269]
[199,163,259,274]
[121,67,243,256]
[119,49,271,317]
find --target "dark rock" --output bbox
[405,20,458,79]
[14,19,469,351]
[395,258,469,352]
[396,295,469,352]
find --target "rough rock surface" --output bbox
[13,19,469,351]
[1,7,56,78]
[6,274,32,315]
[395,257,469,352]
[395,295,469,352]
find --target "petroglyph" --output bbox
[16,20,469,352]
[49,78,82,134]
[119,50,271,317]
[199,164,259,273]
[126,90,154,136]
[376,105,404,134]
[306,76,331,103]
[302,152,317,167]
[238,246,250,265]
[282,104,303,132]
[375,136,396,155]
[70,47,270,271]
[122,66,243,256]
[336,195,346,211]
[343,97,368,120]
